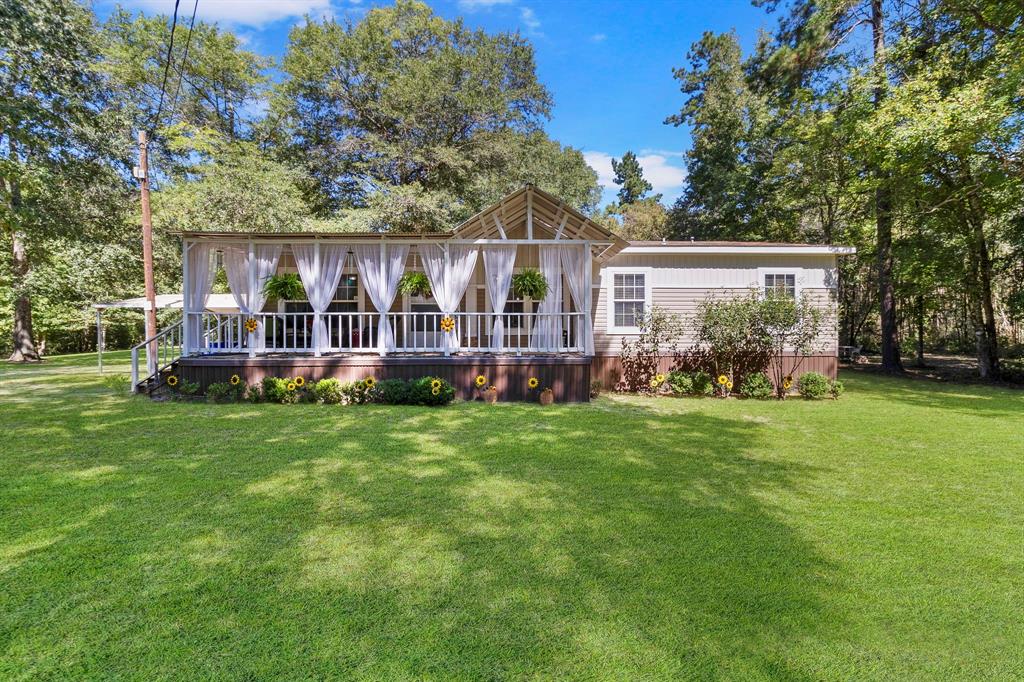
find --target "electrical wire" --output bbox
[166,0,199,123]
[150,0,182,134]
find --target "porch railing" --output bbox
[185,311,587,355]
[130,320,183,392]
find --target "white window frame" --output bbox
[757,267,803,300]
[605,267,653,334]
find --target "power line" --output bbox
[167,0,199,123]
[150,0,182,134]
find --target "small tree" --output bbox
[618,306,685,393]
[692,293,773,386]
[761,292,824,398]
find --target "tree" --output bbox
[274,0,560,228]
[611,151,652,205]
[613,199,670,241]
[760,292,824,398]
[1,0,130,361]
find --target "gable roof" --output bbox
[452,185,629,261]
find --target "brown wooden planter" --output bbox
[483,388,498,404]
[539,388,554,406]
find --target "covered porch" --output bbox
[178,186,626,360]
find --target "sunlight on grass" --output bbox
[0,352,1021,679]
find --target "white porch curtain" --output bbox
[530,246,563,351]
[559,244,594,355]
[184,242,216,352]
[482,245,516,351]
[352,243,409,354]
[292,243,349,353]
[421,244,479,354]
[223,244,282,351]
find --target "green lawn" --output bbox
[1,352,1021,680]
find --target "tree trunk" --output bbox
[915,294,926,367]
[5,153,41,363]
[966,196,999,378]
[872,0,902,373]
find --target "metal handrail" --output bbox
[130,320,183,393]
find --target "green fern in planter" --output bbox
[263,273,305,301]
[398,272,432,298]
[511,268,548,300]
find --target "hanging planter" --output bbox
[398,271,432,298]
[511,268,548,300]
[263,273,305,301]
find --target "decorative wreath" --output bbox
[166,375,178,387]
[440,315,455,333]
[229,374,241,386]
[475,375,487,388]
[244,318,259,333]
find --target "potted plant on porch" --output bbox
[398,272,432,298]
[263,273,305,303]
[511,268,548,300]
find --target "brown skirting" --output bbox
[590,353,838,390]
[177,354,593,402]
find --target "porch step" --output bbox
[137,360,179,399]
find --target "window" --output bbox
[612,272,647,329]
[764,273,796,298]
[327,274,359,313]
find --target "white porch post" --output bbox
[247,239,256,358]
[443,244,451,357]
[313,241,322,357]
[583,242,594,356]
[182,238,191,356]
[378,240,387,357]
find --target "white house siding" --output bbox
[593,252,839,357]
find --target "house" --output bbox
[132,186,853,401]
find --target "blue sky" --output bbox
[100,0,776,207]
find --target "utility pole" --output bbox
[137,130,158,375]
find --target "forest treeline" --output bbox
[1,0,1021,377]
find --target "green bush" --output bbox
[409,376,455,406]
[262,376,300,404]
[830,379,845,399]
[244,384,262,403]
[314,378,343,405]
[797,372,831,400]
[339,380,373,405]
[739,372,774,399]
[691,370,715,396]
[376,378,411,405]
[667,370,693,395]
[206,381,244,403]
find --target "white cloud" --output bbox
[457,0,514,8]
[119,0,337,28]
[520,6,541,31]
[584,151,687,194]
[590,33,606,42]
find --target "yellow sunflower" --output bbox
[287,382,297,391]
[166,375,178,386]
[726,380,733,390]
[294,376,305,387]
[782,377,793,390]
[431,386,441,396]
[650,377,660,389]
[655,373,666,384]
[475,375,487,387]
[364,377,376,389]
[717,374,728,385]
[229,374,241,386]
[527,377,539,389]
[430,379,442,390]
[244,318,258,333]
[440,316,455,332]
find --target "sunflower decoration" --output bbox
[782,375,793,391]
[286,381,297,392]
[294,376,305,388]
[655,373,666,384]
[527,377,539,390]
[166,374,179,387]
[439,315,456,333]
[726,380,734,391]
[717,374,729,386]
[475,375,487,388]
[364,376,376,389]
[649,377,660,389]
[244,318,259,333]
[431,386,441,396]
[229,374,241,386]
[430,379,442,391]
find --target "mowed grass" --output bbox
[0,353,1021,680]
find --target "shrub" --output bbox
[409,376,455,406]
[589,380,602,399]
[376,378,411,405]
[314,378,343,405]
[830,379,845,399]
[339,379,374,405]
[244,384,262,403]
[206,381,244,403]
[691,370,715,396]
[262,376,300,404]
[739,372,774,399]
[797,371,831,400]
[692,293,772,385]
[618,306,685,392]
[667,370,693,395]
